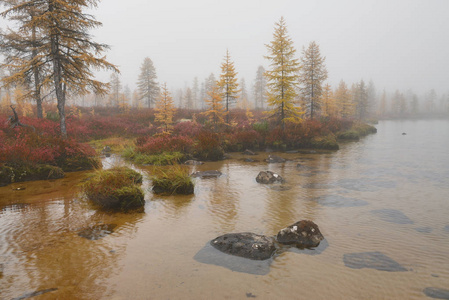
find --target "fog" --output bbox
[88,0,448,95]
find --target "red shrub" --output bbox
[136,135,194,155]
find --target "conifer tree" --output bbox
[299,41,328,119]
[379,90,387,117]
[0,1,47,118]
[320,83,335,118]
[265,17,302,129]
[137,57,159,108]
[202,85,227,130]
[184,87,193,109]
[192,77,199,109]
[108,73,121,107]
[1,0,117,137]
[253,65,266,109]
[354,79,368,120]
[217,49,240,123]
[334,80,353,118]
[237,78,250,109]
[155,83,176,132]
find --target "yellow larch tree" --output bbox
[334,80,354,119]
[202,85,227,131]
[154,83,176,132]
[320,83,336,118]
[264,17,303,130]
[217,49,240,123]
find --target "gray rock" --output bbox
[78,224,117,240]
[102,146,112,157]
[243,149,257,155]
[423,288,449,299]
[184,160,204,165]
[266,155,286,163]
[256,171,284,184]
[191,170,222,178]
[211,232,276,260]
[343,252,407,272]
[276,220,324,248]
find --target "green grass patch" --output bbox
[82,166,144,211]
[123,147,185,165]
[151,165,194,195]
[0,162,64,186]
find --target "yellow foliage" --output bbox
[155,83,176,132]
[217,49,240,117]
[265,17,303,128]
[201,86,227,130]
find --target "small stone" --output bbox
[243,149,257,155]
[276,220,324,248]
[191,170,222,178]
[265,155,286,163]
[211,232,276,260]
[184,160,204,165]
[256,171,284,184]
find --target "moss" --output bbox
[337,122,377,141]
[0,163,64,186]
[151,165,194,195]
[59,156,101,172]
[123,148,185,165]
[82,166,145,211]
[310,135,340,150]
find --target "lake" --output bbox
[1,119,448,299]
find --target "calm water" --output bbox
[1,120,448,299]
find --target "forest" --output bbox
[0,1,448,188]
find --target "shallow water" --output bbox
[1,120,449,299]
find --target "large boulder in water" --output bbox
[256,171,284,184]
[276,220,324,248]
[211,232,276,260]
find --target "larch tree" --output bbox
[192,77,199,109]
[320,83,335,118]
[237,78,250,109]
[265,17,302,130]
[184,87,193,109]
[1,0,117,137]
[334,80,353,118]
[299,41,328,119]
[217,49,240,123]
[0,0,47,118]
[253,65,266,109]
[108,73,121,107]
[136,57,159,108]
[354,79,369,120]
[378,89,387,117]
[202,85,227,131]
[154,83,176,132]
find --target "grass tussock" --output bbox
[151,165,194,195]
[123,148,185,165]
[82,166,144,211]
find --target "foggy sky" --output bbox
[91,0,449,95]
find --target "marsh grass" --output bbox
[82,166,144,211]
[123,147,185,165]
[151,165,194,195]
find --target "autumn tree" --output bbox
[265,17,302,130]
[202,85,227,130]
[1,0,117,137]
[0,1,47,118]
[137,57,159,108]
[108,73,121,107]
[253,65,266,109]
[155,83,176,132]
[184,87,193,109]
[353,80,369,120]
[237,78,250,109]
[217,49,240,123]
[192,77,199,109]
[334,80,353,118]
[320,83,335,118]
[299,41,328,119]
[378,89,387,117]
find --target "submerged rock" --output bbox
[265,155,286,163]
[191,170,222,178]
[312,195,368,208]
[371,209,414,224]
[414,227,433,233]
[423,287,449,299]
[211,232,276,260]
[184,160,204,165]
[343,251,407,272]
[256,171,284,184]
[276,220,324,248]
[243,149,257,155]
[11,288,58,300]
[444,225,449,232]
[78,224,117,240]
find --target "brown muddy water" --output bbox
[1,120,449,300]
